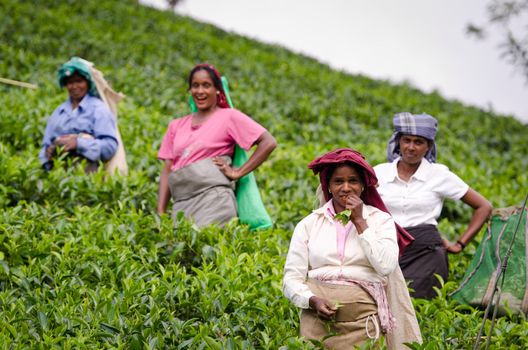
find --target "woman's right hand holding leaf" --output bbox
[309,296,337,320]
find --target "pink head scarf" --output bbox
[308,148,414,254]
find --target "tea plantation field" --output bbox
[1,0,527,348]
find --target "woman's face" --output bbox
[65,73,89,102]
[399,134,430,165]
[329,165,363,213]
[190,69,219,113]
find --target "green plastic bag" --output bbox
[232,144,273,230]
[189,77,273,230]
[451,207,527,315]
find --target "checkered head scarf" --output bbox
[387,112,438,163]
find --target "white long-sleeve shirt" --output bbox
[283,201,399,309]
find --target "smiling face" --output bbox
[399,134,430,166]
[328,164,364,213]
[190,69,219,113]
[65,73,89,103]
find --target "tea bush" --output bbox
[1,0,527,348]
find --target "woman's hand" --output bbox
[220,131,276,181]
[309,296,337,320]
[345,194,363,220]
[454,188,492,251]
[45,144,56,160]
[213,156,240,181]
[54,134,78,152]
[345,194,368,234]
[442,238,463,254]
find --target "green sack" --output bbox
[232,144,273,230]
[451,207,527,315]
[189,76,273,231]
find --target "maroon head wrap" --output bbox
[190,63,229,108]
[307,148,414,254]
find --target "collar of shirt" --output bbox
[59,94,91,114]
[314,199,372,259]
[388,157,432,183]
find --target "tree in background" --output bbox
[166,0,184,10]
[467,0,528,83]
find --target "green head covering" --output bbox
[57,57,97,96]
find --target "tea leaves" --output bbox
[1,0,527,348]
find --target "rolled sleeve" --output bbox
[227,109,267,150]
[439,168,470,200]
[157,120,177,161]
[75,136,116,162]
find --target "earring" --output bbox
[216,91,220,95]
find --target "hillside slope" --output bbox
[0,0,527,348]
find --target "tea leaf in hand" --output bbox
[334,210,351,225]
[332,300,343,309]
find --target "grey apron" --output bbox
[168,156,237,227]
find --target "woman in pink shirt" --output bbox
[157,64,276,226]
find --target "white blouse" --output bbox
[374,158,469,228]
[283,202,398,309]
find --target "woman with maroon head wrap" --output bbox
[157,64,276,226]
[283,148,421,349]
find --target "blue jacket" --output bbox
[39,94,118,164]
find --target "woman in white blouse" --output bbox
[283,148,420,349]
[374,112,492,299]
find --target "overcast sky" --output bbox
[141,0,527,122]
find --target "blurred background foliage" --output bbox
[0,0,527,348]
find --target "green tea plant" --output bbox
[0,0,527,348]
